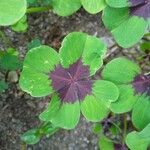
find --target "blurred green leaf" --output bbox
[0,81,8,93]
[0,52,22,71]
[11,15,28,33]
[99,135,115,150]
[27,38,41,50]
[21,129,40,145]
[140,42,150,53]
[126,123,150,150]
[92,123,103,134]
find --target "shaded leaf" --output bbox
[0,81,8,93]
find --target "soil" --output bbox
[0,9,149,150]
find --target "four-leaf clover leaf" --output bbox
[19,32,119,129]
[103,0,150,48]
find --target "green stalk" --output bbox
[122,114,127,145]
[26,6,51,14]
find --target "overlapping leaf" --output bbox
[102,57,141,113]
[0,0,27,26]
[126,123,150,150]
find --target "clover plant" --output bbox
[19,32,120,129]
[0,0,150,149]
[103,0,150,48]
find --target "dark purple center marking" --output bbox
[129,0,150,19]
[50,59,93,103]
[132,74,150,96]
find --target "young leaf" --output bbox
[11,15,28,33]
[98,135,115,150]
[52,0,81,16]
[0,0,27,26]
[27,39,41,50]
[126,123,150,150]
[81,0,106,14]
[21,129,40,145]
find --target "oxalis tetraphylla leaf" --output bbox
[20,32,120,129]
[0,0,27,26]
[51,0,106,16]
[102,57,150,130]
[126,123,150,150]
[103,0,150,48]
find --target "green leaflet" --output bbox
[98,135,115,150]
[51,101,80,129]
[102,58,140,113]
[110,85,137,113]
[132,95,150,130]
[60,32,107,75]
[39,95,61,121]
[40,95,80,130]
[93,80,119,103]
[0,0,27,26]
[126,123,150,150]
[102,7,129,31]
[21,129,40,145]
[106,0,129,7]
[21,122,59,145]
[19,45,59,97]
[81,95,109,122]
[112,16,148,48]
[11,15,28,33]
[102,57,141,84]
[81,0,106,14]
[52,0,81,16]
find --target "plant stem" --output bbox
[0,30,14,48]
[26,6,51,14]
[122,114,127,145]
